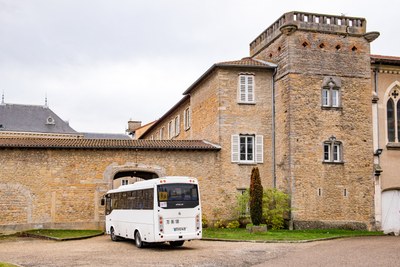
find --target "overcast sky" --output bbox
[1,0,399,134]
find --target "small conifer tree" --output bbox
[249,167,263,225]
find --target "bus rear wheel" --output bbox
[169,241,185,247]
[135,231,144,248]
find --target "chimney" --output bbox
[126,120,142,135]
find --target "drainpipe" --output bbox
[272,67,277,188]
[373,67,382,229]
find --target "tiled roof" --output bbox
[0,138,221,150]
[217,57,277,67]
[371,54,400,65]
[183,57,276,95]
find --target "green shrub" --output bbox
[226,220,240,229]
[214,219,227,228]
[263,188,290,230]
[249,167,263,225]
[202,215,209,228]
[236,189,250,216]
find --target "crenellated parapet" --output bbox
[250,11,375,56]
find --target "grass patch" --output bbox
[0,263,19,267]
[203,228,383,242]
[22,229,103,240]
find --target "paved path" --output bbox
[0,235,399,266]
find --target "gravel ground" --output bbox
[0,235,399,266]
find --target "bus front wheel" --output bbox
[135,231,144,248]
[170,241,185,247]
[110,227,120,242]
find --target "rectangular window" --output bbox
[240,136,254,161]
[231,134,263,163]
[324,143,330,161]
[323,140,343,163]
[333,143,341,162]
[332,89,339,107]
[322,89,330,106]
[168,121,174,139]
[174,115,180,136]
[184,107,191,130]
[238,75,255,103]
[122,179,128,186]
[160,127,164,140]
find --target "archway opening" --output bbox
[112,170,159,188]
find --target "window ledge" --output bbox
[387,142,400,150]
[321,106,343,110]
[236,162,258,165]
[237,102,256,105]
[322,161,344,165]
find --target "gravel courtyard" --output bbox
[0,235,399,266]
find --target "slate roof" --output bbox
[0,137,221,150]
[0,103,77,134]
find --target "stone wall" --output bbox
[0,148,220,232]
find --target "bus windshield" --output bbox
[157,183,199,209]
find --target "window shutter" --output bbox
[183,109,187,130]
[175,115,180,136]
[247,76,254,102]
[231,135,239,162]
[255,135,263,163]
[239,76,246,102]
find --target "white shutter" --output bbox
[255,135,263,163]
[175,115,180,136]
[239,76,246,102]
[231,135,239,162]
[247,76,254,102]
[183,109,187,130]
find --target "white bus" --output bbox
[102,176,202,248]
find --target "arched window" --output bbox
[387,87,400,143]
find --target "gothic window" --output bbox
[387,87,400,142]
[323,136,343,163]
[231,134,263,163]
[238,74,255,103]
[321,77,341,108]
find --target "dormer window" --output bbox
[46,116,55,125]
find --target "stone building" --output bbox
[1,11,399,233]
[141,11,399,232]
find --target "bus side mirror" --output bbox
[100,198,105,206]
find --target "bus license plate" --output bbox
[173,227,186,232]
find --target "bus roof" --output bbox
[106,176,198,194]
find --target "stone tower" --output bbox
[251,11,379,229]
